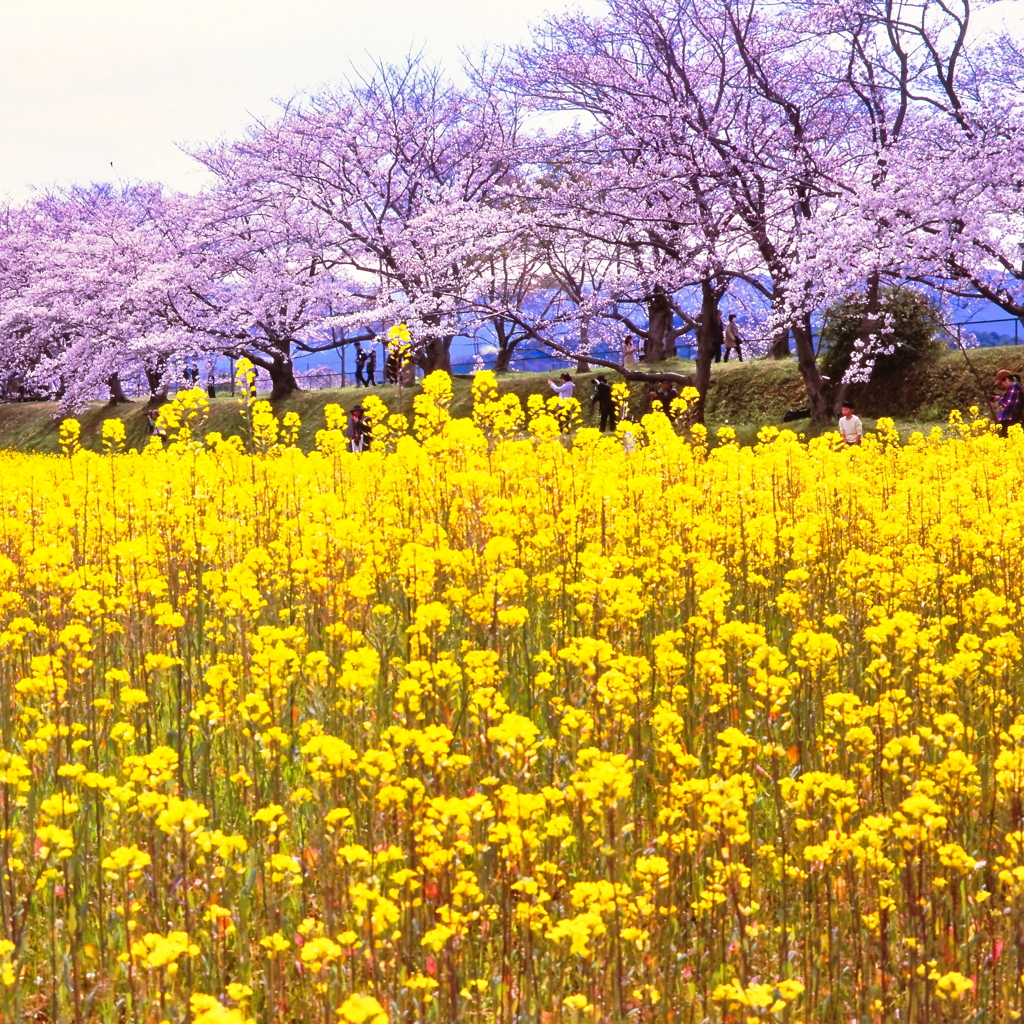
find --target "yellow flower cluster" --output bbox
[0,377,1020,1022]
[386,324,413,385]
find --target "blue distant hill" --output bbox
[970,330,1020,348]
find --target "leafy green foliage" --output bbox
[820,286,946,381]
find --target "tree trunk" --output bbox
[106,373,130,406]
[792,313,832,422]
[145,364,168,409]
[855,271,882,388]
[828,272,882,416]
[642,288,672,363]
[767,291,793,358]
[692,280,720,423]
[419,335,453,374]
[576,317,590,373]
[770,328,791,359]
[493,320,517,372]
[268,358,300,401]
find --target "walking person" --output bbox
[838,402,863,446]
[993,369,1023,436]
[591,375,616,432]
[713,310,724,364]
[548,372,574,400]
[365,347,377,386]
[724,314,744,362]
[354,343,368,387]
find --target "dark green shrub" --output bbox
[819,286,946,381]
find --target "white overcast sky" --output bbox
[1,0,1020,200]
[0,0,599,199]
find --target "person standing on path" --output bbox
[591,375,616,431]
[548,372,574,400]
[354,343,368,387]
[724,314,744,362]
[622,336,637,365]
[365,347,377,386]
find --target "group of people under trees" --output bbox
[620,311,746,365]
[353,343,377,387]
[353,342,409,388]
[567,310,751,433]
[834,368,1024,445]
[342,326,1024,453]
[563,370,870,442]
[547,372,682,434]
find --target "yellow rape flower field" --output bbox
[0,368,1022,1024]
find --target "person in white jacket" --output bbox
[548,372,575,399]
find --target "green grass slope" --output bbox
[2,345,1021,454]
[704,345,1024,424]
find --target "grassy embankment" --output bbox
[2,345,1021,454]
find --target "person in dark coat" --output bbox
[348,406,371,452]
[651,380,679,414]
[354,343,368,387]
[591,375,616,432]
[365,347,377,386]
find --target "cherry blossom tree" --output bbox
[512,0,1019,420]
[0,0,1020,423]
[193,58,529,376]
[148,190,374,400]
[780,0,1018,410]
[0,184,197,411]
[862,83,1024,334]
[509,0,788,415]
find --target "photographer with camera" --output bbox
[993,369,1023,437]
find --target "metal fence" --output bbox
[951,317,1020,345]
[185,321,1023,397]
[448,345,674,377]
[3,318,1019,405]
